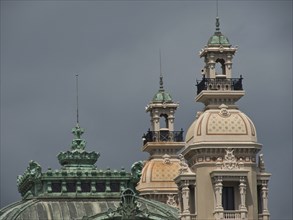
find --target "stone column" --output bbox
[239,177,247,220]
[193,183,197,216]
[168,113,175,132]
[261,181,270,220]
[76,181,82,193]
[178,191,183,212]
[91,181,96,193]
[214,176,223,210]
[181,182,191,220]
[47,181,52,193]
[153,110,160,131]
[61,181,67,193]
[213,176,223,220]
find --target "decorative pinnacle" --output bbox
[159,50,164,91]
[71,123,86,151]
[72,123,84,139]
[215,17,220,33]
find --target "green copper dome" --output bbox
[152,71,173,103]
[208,33,230,46]
[152,90,173,103]
[207,17,231,47]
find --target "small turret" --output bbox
[196,17,244,109]
[137,56,185,205]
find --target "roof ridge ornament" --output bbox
[71,123,86,151]
[56,75,100,167]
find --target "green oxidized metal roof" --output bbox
[152,74,173,103]
[0,189,179,220]
[207,17,231,47]
[13,124,142,201]
[152,90,173,103]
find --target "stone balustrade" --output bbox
[223,210,241,219]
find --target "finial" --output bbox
[159,49,164,91]
[215,17,220,32]
[71,124,86,151]
[75,74,79,125]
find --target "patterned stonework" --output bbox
[207,113,247,135]
[197,116,203,136]
[151,162,180,182]
[141,163,150,183]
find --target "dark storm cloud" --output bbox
[1,1,292,219]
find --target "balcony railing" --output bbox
[224,210,241,220]
[142,130,184,144]
[196,76,243,95]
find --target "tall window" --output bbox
[257,185,263,213]
[222,186,235,210]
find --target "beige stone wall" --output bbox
[194,166,215,220]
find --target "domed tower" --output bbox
[136,63,185,206]
[175,17,271,220]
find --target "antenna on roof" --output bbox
[215,0,220,33]
[216,0,219,17]
[75,74,79,124]
[159,49,164,91]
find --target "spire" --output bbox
[56,75,100,167]
[215,0,220,33]
[76,74,79,125]
[71,123,86,151]
[71,74,86,151]
[159,50,164,91]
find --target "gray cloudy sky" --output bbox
[0,0,292,219]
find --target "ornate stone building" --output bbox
[175,17,271,220]
[0,16,271,220]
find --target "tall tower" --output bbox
[175,17,271,220]
[136,64,185,206]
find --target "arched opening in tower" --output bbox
[215,58,226,76]
[159,113,169,129]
